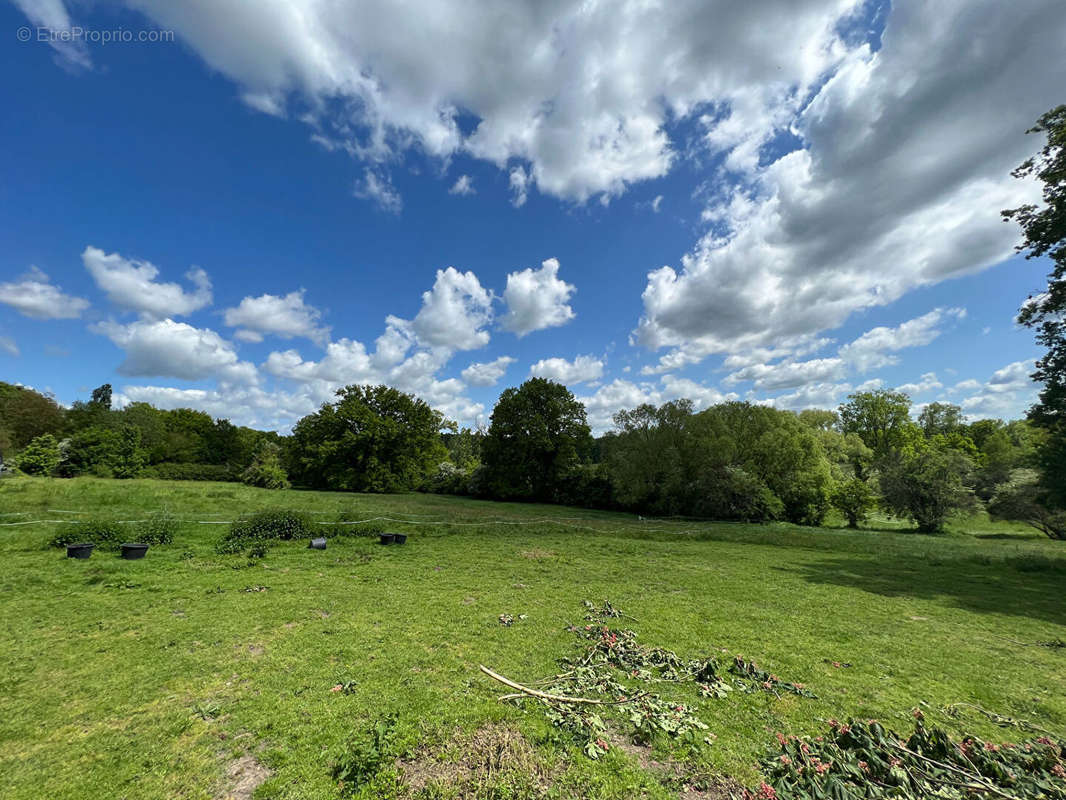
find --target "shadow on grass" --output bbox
[781,551,1066,626]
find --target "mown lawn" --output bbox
[1,477,1064,799]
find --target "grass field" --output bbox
[1,477,1064,799]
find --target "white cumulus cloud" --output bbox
[0,266,89,319]
[82,246,212,319]
[500,258,576,337]
[462,356,515,387]
[529,354,604,385]
[223,289,329,345]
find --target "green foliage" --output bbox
[481,378,593,501]
[49,518,124,549]
[0,382,65,453]
[288,384,448,492]
[879,443,976,533]
[755,717,1066,800]
[1004,105,1066,427]
[830,478,877,528]
[215,509,312,554]
[90,384,112,409]
[140,462,237,482]
[241,441,290,489]
[838,390,917,458]
[988,469,1066,541]
[331,715,400,794]
[917,401,965,437]
[60,425,146,478]
[135,511,178,545]
[14,433,61,476]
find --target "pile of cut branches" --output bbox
[481,601,814,758]
[752,714,1066,799]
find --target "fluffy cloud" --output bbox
[725,357,846,391]
[223,290,329,344]
[410,267,493,351]
[529,355,604,385]
[82,246,212,318]
[93,318,257,384]
[956,360,1037,418]
[839,308,965,372]
[0,336,18,357]
[461,356,515,387]
[500,258,576,336]
[896,372,943,396]
[116,384,316,431]
[635,0,1061,365]
[449,175,475,196]
[0,266,89,319]
[44,0,871,204]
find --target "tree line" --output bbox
[2,376,1059,538]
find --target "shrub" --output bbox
[693,467,784,522]
[830,477,878,528]
[50,518,125,549]
[879,444,976,533]
[216,510,311,554]
[141,463,238,482]
[15,433,61,476]
[242,442,290,489]
[136,511,178,545]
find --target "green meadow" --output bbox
[1,477,1064,799]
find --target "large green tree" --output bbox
[0,382,65,454]
[288,384,448,492]
[1004,105,1066,424]
[838,390,917,458]
[878,441,975,533]
[1004,105,1066,508]
[481,378,592,501]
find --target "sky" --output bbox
[1,0,1063,433]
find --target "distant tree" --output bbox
[987,469,1065,540]
[289,384,448,492]
[838,390,917,458]
[90,383,112,409]
[61,425,145,478]
[797,409,839,432]
[444,427,483,471]
[878,442,975,533]
[830,477,877,528]
[607,399,703,514]
[119,402,169,464]
[15,433,61,476]
[482,378,593,501]
[241,441,290,489]
[966,418,1005,450]
[918,402,964,437]
[0,382,65,451]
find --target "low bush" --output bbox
[49,518,125,549]
[142,463,238,482]
[216,510,312,554]
[136,511,178,545]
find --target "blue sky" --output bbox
[1,0,1062,432]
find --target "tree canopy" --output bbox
[481,378,592,501]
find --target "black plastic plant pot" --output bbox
[120,543,149,560]
[379,533,395,545]
[308,537,327,550]
[393,533,407,545]
[66,543,95,559]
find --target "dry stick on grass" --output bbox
[479,665,646,706]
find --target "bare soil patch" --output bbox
[218,754,271,800]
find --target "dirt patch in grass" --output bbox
[398,723,559,798]
[609,729,744,800]
[520,549,555,560]
[218,754,271,800]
